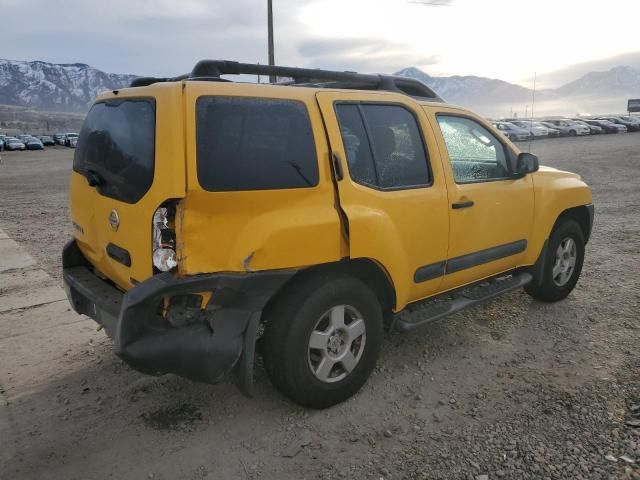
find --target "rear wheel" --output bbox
[525,219,585,302]
[569,130,577,137]
[261,273,383,409]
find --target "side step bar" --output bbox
[395,272,532,332]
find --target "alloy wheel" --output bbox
[307,305,367,383]
[552,237,577,287]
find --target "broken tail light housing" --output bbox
[152,204,177,272]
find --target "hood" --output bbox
[537,165,581,181]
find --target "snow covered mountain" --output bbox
[555,65,640,97]
[395,65,640,116]
[395,67,558,105]
[0,59,137,112]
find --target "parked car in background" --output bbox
[17,134,31,143]
[68,136,78,148]
[53,133,67,145]
[539,122,567,136]
[618,116,640,128]
[584,119,626,134]
[598,117,640,132]
[542,120,590,136]
[492,121,531,141]
[571,119,603,134]
[25,137,44,150]
[0,138,4,151]
[5,138,26,151]
[64,133,79,146]
[519,120,561,138]
[509,121,549,139]
[38,135,55,146]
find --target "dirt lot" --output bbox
[0,136,639,480]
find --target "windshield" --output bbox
[74,98,156,204]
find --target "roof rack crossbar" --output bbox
[128,60,443,101]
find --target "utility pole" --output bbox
[267,0,276,83]
[530,72,537,121]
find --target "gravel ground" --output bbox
[0,135,639,480]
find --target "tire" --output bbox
[261,273,383,409]
[569,130,577,137]
[525,219,585,302]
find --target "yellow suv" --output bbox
[63,61,594,408]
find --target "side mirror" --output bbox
[516,152,539,176]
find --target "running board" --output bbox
[394,272,532,332]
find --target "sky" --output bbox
[1,0,639,88]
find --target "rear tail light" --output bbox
[152,206,177,272]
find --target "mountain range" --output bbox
[0,59,135,112]
[394,65,640,117]
[0,58,639,117]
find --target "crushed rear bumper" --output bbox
[62,240,293,393]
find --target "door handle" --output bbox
[332,153,344,181]
[452,200,474,209]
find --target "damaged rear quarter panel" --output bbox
[177,188,343,274]
[177,83,345,275]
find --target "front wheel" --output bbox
[525,219,585,302]
[261,273,383,409]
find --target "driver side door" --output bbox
[426,108,535,291]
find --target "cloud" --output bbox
[407,0,456,6]
[298,38,441,74]
[0,0,324,77]
[0,0,637,84]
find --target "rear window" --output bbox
[73,98,155,204]
[196,97,318,191]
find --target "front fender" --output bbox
[522,167,593,265]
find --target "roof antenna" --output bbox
[528,71,537,153]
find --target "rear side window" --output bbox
[196,97,318,191]
[74,98,155,204]
[335,103,430,189]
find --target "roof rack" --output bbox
[129,60,443,101]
